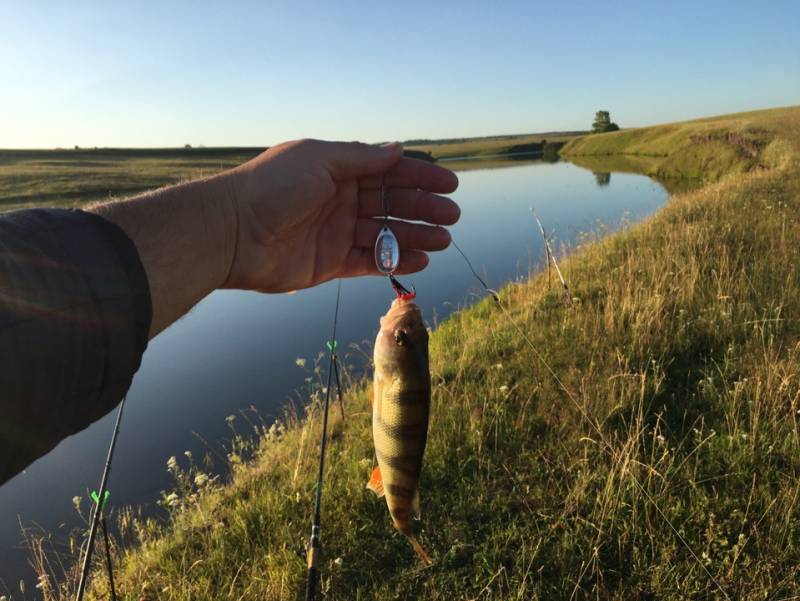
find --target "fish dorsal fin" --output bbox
[412,488,421,520]
[366,465,385,498]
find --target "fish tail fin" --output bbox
[366,466,385,498]
[407,534,432,565]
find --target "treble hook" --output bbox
[389,274,416,300]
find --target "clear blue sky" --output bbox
[1,1,798,148]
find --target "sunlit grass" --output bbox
[23,105,800,600]
[563,105,800,181]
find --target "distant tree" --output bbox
[591,111,620,134]
[184,143,192,149]
[74,145,80,150]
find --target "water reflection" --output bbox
[593,172,611,186]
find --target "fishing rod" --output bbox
[305,279,343,601]
[530,208,572,304]
[76,396,126,601]
[449,234,731,600]
[99,515,117,601]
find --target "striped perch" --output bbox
[367,295,432,563]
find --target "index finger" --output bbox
[359,157,459,194]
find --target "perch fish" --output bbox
[367,293,432,563]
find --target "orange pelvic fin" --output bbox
[407,534,432,565]
[365,465,385,498]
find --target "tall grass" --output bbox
[26,106,800,600]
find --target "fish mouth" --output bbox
[385,298,423,325]
[380,300,426,348]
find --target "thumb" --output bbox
[325,141,403,180]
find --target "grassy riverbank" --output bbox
[43,106,800,599]
[562,106,799,181]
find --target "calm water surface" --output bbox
[0,160,668,590]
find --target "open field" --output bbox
[406,132,584,160]
[22,106,800,600]
[0,131,584,211]
[0,148,262,211]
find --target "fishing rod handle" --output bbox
[305,528,320,601]
[305,565,319,601]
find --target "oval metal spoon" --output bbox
[374,224,400,274]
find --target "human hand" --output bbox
[223,139,460,293]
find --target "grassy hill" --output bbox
[562,106,799,181]
[37,106,800,600]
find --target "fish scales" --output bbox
[367,296,432,563]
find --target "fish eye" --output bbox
[394,329,408,346]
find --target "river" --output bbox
[0,158,668,592]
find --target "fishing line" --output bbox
[305,278,343,601]
[450,239,496,300]
[450,238,731,600]
[76,396,125,601]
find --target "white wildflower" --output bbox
[165,492,180,507]
[296,358,307,368]
[193,472,209,487]
[166,456,178,470]
[499,385,509,393]
[36,575,49,591]
[334,557,343,567]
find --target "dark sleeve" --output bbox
[0,208,152,485]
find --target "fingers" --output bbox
[343,248,429,277]
[359,157,459,194]
[358,188,460,225]
[324,140,404,180]
[354,218,451,252]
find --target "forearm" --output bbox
[0,209,151,484]
[91,171,239,338]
